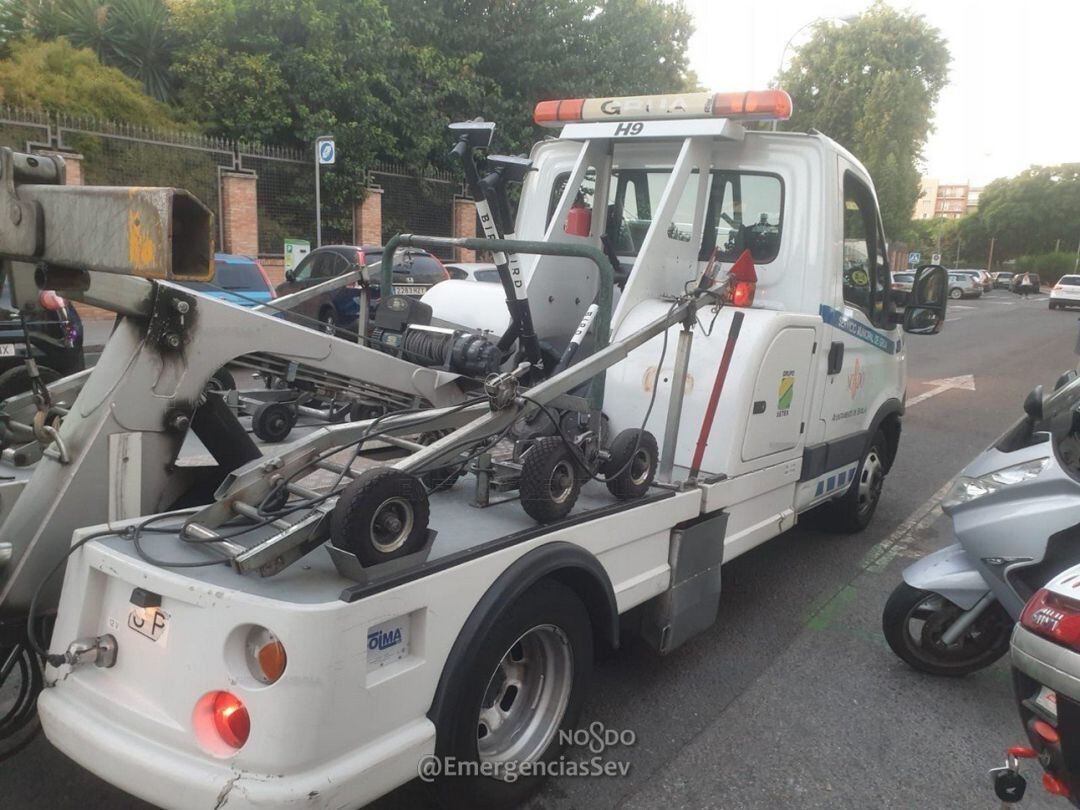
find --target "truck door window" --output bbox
[700,172,783,263]
[841,173,887,322]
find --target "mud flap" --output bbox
[642,511,728,655]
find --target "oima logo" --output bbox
[368,627,403,651]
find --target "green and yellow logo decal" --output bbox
[777,370,795,416]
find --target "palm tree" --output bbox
[15,0,176,102]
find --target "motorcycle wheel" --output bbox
[0,642,43,761]
[882,582,1012,677]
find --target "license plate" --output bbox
[0,344,16,357]
[128,605,170,644]
[1036,685,1059,721]
[392,285,428,296]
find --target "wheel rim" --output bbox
[547,459,576,504]
[949,289,962,299]
[368,497,414,553]
[477,624,573,766]
[629,448,652,486]
[267,410,290,437]
[856,448,884,517]
[901,592,1009,668]
[321,312,335,334]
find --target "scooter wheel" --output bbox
[520,436,581,524]
[882,581,1012,677]
[330,467,430,566]
[418,431,464,492]
[251,402,296,443]
[602,429,658,500]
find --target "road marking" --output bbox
[860,474,959,573]
[950,304,976,310]
[906,374,976,407]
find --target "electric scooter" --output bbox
[883,368,1080,676]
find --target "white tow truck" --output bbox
[11,90,947,809]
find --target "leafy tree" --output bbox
[387,0,696,152]
[11,0,176,100]
[777,2,950,241]
[0,37,178,125]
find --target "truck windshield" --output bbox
[606,169,783,264]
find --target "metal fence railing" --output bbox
[0,106,461,257]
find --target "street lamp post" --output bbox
[771,14,858,131]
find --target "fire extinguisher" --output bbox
[565,197,591,236]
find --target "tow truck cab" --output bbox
[36,91,946,810]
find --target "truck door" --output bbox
[741,326,816,462]
[814,166,897,478]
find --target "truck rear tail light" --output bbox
[212,691,250,749]
[1021,588,1080,651]
[245,626,287,684]
[725,250,757,308]
[38,290,66,311]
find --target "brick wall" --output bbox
[221,171,259,256]
[452,197,478,261]
[260,256,286,288]
[354,187,383,246]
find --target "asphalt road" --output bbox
[3,289,1077,809]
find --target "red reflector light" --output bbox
[38,290,66,311]
[212,691,250,749]
[1021,588,1080,650]
[1034,719,1061,744]
[1044,772,1071,797]
[725,249,758,307]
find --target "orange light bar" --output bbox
[534,90,792,127]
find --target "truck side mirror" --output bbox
[902,264,947,335]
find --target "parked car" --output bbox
[275,245,449,335]
[991,271,1015,289]
[444,262,501,283]
[890,271,915,306]
[0,280,84,400]
[1049,274,1080,309]
[1011,272,1042,294]
[954,268,993,292]
[178,253,276,308]
[947,272,982,299]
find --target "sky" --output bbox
[684,0,1080,187]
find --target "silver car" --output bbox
[954,268,993,292]
[947,272,982,299]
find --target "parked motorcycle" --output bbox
[883,368,1080,676]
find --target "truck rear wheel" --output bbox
[329,467,430,565]
[814,429,887,533]
[431,579,593,809]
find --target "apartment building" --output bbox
[913,178,982,220]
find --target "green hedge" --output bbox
[1015,252,1080,284]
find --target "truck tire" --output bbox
[0,642,43,762]
[519,436,581,524]
[329,467,430,565]
[882,582,1011,676]
[251,402,296,443]
[814,429,887,533]
[603,429,658,500]
[0,366,60,403]
[431,579,593,810]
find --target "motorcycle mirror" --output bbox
[1024,384,1045,421]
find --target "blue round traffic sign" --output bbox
[318,140,336,164]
